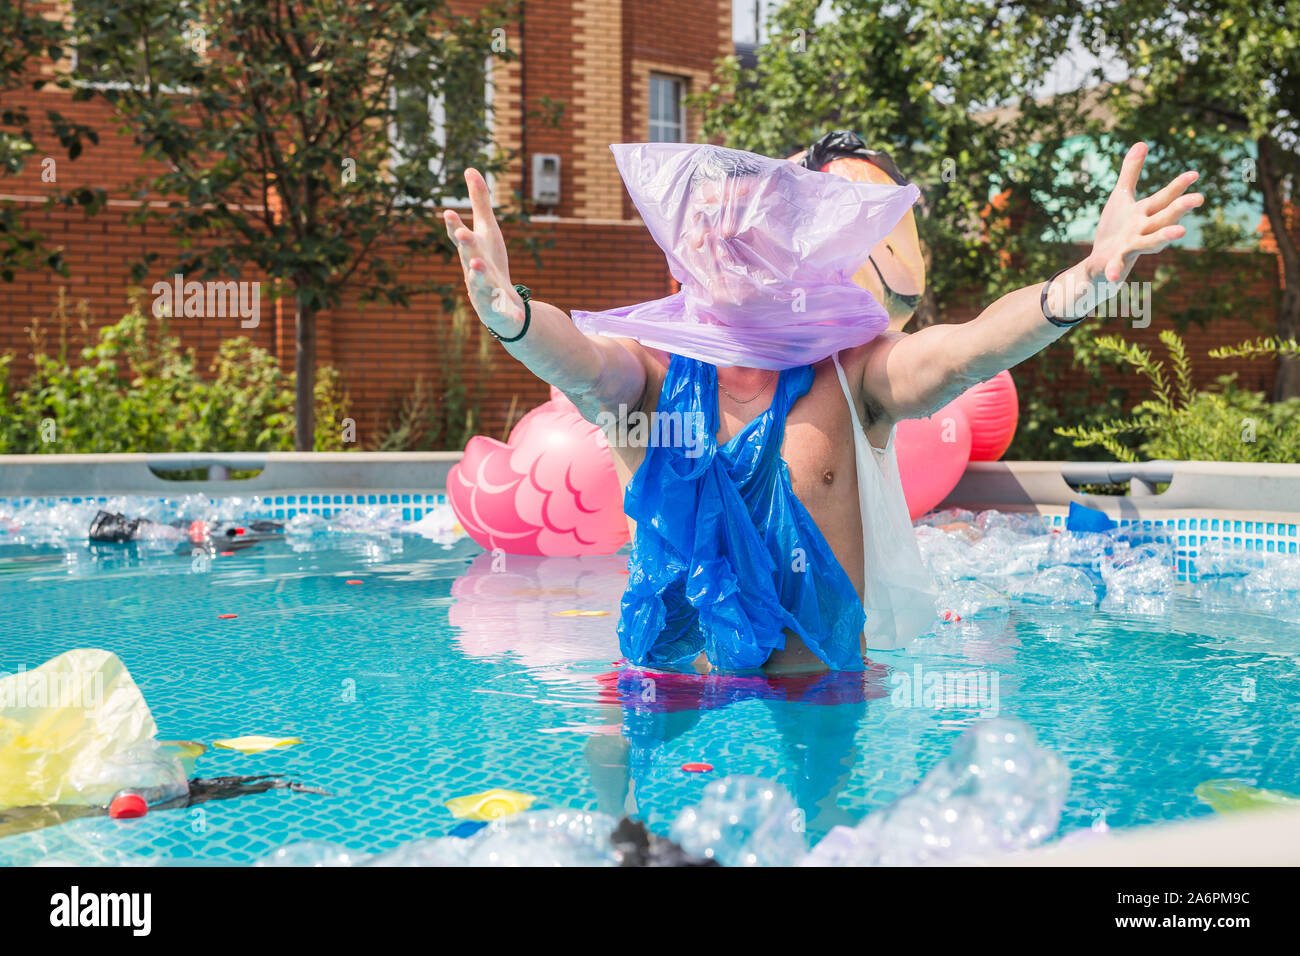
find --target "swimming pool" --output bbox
[2,488,1299,867]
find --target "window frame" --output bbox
[388,53,496,209]
[648,72,687,144]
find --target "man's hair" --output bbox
[689,148,763,192]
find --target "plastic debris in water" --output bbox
[1100,545,1175,615]
[802,717,1070,866]
[611,818,720,867]
[444,788,537,821]
[1011,565,1097,606]
[254,840,370,867]
[669,775,807,867]
[107,790,149,820]
[365,837,473,867]
[464,809,620,866]
[211,735,302,754]
[0,648,189,811]
[551,609,611,617]
[1194,779,1300,814]
[288,812,711,868]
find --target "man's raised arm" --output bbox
[861,143,1204,423]
[443,168,647,420]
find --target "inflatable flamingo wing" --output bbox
[447,388,630,557]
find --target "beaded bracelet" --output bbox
[1041,266,1088,329]
[488,284,532,342]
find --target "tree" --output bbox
[0,0,104,281]
[64,0,519,448]
[704,0,1298,401]
[699,0,1093,329]
[1082,0,1300,399]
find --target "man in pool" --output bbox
[443,138,1201,676]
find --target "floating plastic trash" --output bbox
[107,790,148,820]
[802,717,1070,866]
[1194,779,1300,814]
[669,775,807,866]
[0,648,189,810]
[1011,566,1098,606]
[364,837,473,867]
[464,809,620,866]
[1066,501,1117,534]
[253,840,370,867]
[211,735,302,755]
[444,788,537,821]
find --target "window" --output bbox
[390,51,494,207]
[649,74,686,143]
[69,0,201,93]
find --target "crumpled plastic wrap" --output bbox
[572,142,920,370]
[802,718,1070,866]
[669,775,808,866]
[0,648,188,809]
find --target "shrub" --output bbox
[0,299,349,453]
[1055,330,1300,463]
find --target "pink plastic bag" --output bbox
[572,142,920,369]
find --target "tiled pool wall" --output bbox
[1041,511,1300,581]
[1,492,1297,583]
[0,491,448,524]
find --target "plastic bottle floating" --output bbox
[211,735,302,755]
[444,788,537,821]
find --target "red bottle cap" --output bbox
[109,792,148,819]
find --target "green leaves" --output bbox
[1052,330,1300,463]
[0,304,349,454]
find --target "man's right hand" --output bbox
[443,167,526,337]
[440,166,651,433]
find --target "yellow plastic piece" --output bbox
[1195,779,1300,814]
[211,735,302,754]
[551,609,611,617]
[444,788,537,821]
[0,648,159,809]
[159,740,208,776]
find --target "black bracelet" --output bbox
[1041,266,1088,328]
[489,284,531,343]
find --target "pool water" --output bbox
[1,515,1299,865]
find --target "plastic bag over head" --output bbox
[571,142,921,369]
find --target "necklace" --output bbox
[717,370,777,405]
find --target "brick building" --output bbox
[1,0,1290,451]
[2,0,731,447]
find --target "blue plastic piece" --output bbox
[449,820,488,839]
[1067,501,1117,533]
[619,354,866,673]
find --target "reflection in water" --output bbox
[588,667,890,834]
[447,551,895,833]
